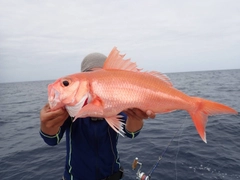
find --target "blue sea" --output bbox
[0,69,240,180]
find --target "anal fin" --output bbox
[105,115,126,137]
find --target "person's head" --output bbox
[81,52,107,72]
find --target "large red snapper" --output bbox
[48,47,238,142]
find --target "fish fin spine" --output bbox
[103,47,139,72]
[105,115,126,136]
[147,71,173,87]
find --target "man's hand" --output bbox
[124,108,155,120]
[124,108,155,133]
[40,103,69,135]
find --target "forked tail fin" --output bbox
[189,97,238,143]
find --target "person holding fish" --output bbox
[40,47,237,180]
[40,52,156,180]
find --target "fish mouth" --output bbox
[48,88,61,110]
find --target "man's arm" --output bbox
[124,108,155,133]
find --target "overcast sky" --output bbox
[0,0,240,83]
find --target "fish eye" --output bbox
[62,80,69,87]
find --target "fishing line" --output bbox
[147,115,188,178]
[133,114,239,179]
[174,116,188,180]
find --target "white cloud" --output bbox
[0,0,240,82]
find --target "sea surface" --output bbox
[0,69,240,180]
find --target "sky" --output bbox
[0,0,240,83]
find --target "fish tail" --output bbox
[189,97,238,143]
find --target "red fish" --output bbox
[48,47,238,142]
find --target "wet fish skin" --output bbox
[48,47,238,142]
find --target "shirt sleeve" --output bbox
[39,116,72,146]
[120,112,141,139]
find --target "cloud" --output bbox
[0,0,240,82]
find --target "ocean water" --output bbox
[0,69,240,180]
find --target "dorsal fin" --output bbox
[148,71,173,87]
[103,47,172,87]
[103,47,139,72]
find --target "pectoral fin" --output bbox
[73,97,104,121]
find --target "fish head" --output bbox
[48,75,89,111]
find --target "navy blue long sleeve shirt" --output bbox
[40,113,141,180]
